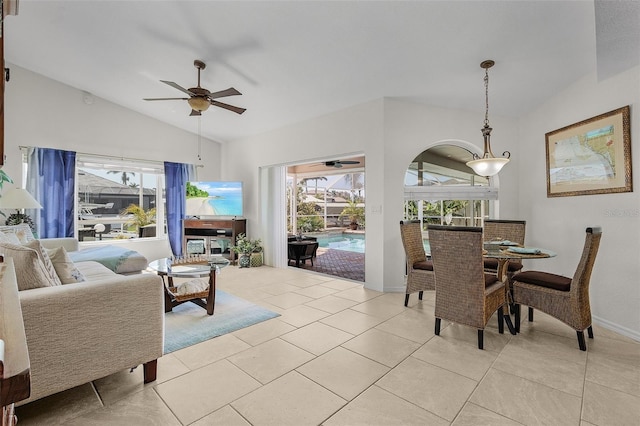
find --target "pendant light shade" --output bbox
[466,60,510,177]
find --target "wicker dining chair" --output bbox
[399,220,435,307]
[512,226,602,351]
[428,225,506,349]
[483,219,526,282]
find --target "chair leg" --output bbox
[497,306,504,334]
[587,326,594,339]
[404,294,409,307]
[528,306,534,322]
[418,291,423,300]
[514,304,521,333]
[478,330,484,350]
[435,318,441,335]
[577,330,587,351]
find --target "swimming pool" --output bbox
[316,233,365,253]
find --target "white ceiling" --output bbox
[3,1,636,144]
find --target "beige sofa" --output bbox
[16,238,164,404]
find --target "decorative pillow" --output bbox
[0,242,61,291]
[176,278,209,295]
[45,246,86,284]
[0,224,36,244]
[0,231,21,245]
[23,240,63,287]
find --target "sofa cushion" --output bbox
[46,246,86,284]
[0,224,36,244]
[0,242,61,290]
[75,261,118,281]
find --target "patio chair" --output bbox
[399,220,435,307]
[429,225,506,350]
[512,226,602,351]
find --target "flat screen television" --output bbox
[185,181,243,217]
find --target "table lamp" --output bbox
[0,187,43,232]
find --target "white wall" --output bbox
[382,99,519,291]
[223,99,385,287]
[4,64,222,184]
[517,66,640,339]
[223,98,520,292]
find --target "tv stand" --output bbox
[182,218,246,263]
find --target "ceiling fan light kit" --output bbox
[466,59,511,177]
[144,59,246,116]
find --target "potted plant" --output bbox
[121,204,157,236]
[231,233,262,268]
[339,200,364,230]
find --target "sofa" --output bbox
[0,229,164,404]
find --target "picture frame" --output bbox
[545,105,632,197]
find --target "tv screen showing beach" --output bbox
[185,181,243,217]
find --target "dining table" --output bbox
[483,241,557,334]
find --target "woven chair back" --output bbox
[399,220,427,265]
[483,219,526,245]
[429,225,487,328]
[572,227,602,322]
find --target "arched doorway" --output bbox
[403,143,499,246]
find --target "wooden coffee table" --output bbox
[148,256,230,315]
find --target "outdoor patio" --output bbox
[294,246,365,282]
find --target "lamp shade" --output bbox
[188,96,210,112]
[466,157,510,177]
[0,188,43,209]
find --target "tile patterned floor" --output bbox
[295,247,365,282]
[16,266,640,425]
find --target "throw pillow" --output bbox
[45,246,86,284]
[0,242,61,291]
[0,231,22,245]
[0,223,36,244]
[24,240,63,287]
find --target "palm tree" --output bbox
[107,170,135,185]
[300,176,328,196]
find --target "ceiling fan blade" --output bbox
[209,100,246,115]
[207,87,242,99]
[189,109,202,117]
[339,160,360,165]
[161,80,194,96]
[143,97,189,101]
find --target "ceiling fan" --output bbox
[323,160,361,168]
[143,60,246,117]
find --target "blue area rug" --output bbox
[164,290,280,354]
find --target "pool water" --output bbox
[316,233,365,253]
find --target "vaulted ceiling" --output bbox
[4,1,638,143]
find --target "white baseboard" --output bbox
[592,314,640,342]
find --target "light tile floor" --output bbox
[16,266,640,425]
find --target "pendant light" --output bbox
[466,60,510,177]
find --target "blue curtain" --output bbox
[164,162,195,256]
[26,147,76,238]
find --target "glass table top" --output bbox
[148,256,230,277]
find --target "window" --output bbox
[76,156,165,241]
[403,145,496,230]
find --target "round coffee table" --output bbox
[148,256,230,315]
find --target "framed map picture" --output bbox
[545,106,632,197]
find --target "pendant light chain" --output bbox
[484,67,490,127]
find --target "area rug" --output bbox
[164,290,280,354]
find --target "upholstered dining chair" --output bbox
[483,219,526,282]
[428,225,506,349]
[399,220,435,307]
[512,226,602,351]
